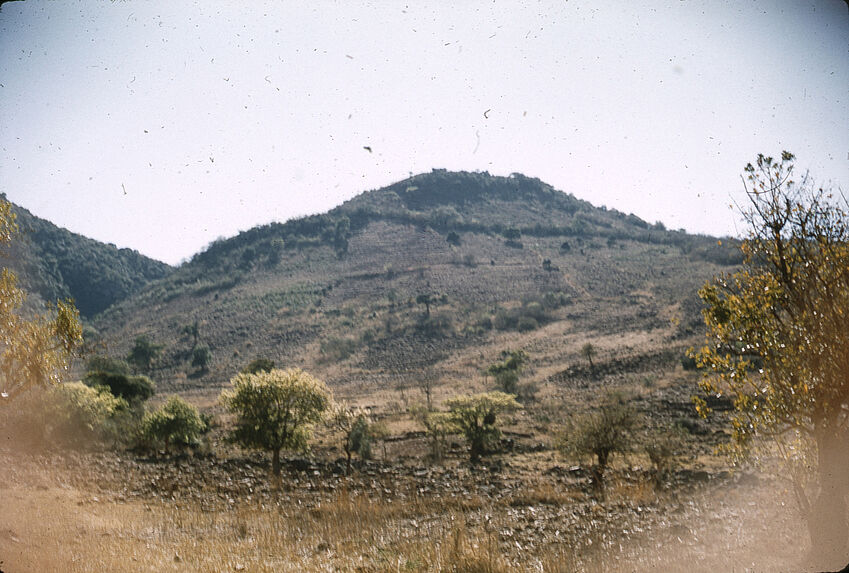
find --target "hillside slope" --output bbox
[0,196,172,317]
[92,171,740,403]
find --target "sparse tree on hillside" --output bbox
[416,293,433,317]
[692,152,849,565]
[560,393,637,494]
[580,342,597,369]
[127,335,163,373]
[412,405,454,463]
[0,199,82,403]
[416,368,438,411]
[330,403,372,473]
[191,344,211,373]
[445,392,521,463]
[221,368,331,476]
[486,350,528,395]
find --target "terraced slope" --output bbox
[92,171,740,400]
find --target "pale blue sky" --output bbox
[1,1,847,265]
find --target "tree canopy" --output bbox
[693,152,849,566]
[220,368,331,475]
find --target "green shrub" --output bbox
[127,335,164,372]
[84,371,155,404]
[416,312,454,338]
[140,396,207,453]
[191,344,212,371]
[517,316,539,332]
[242,357,275,374]
[86,355,132,376]
[445,392,522,463]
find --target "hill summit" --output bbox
[90,169,740,399]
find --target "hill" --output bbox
[0,196,172,317]
[90,170,741,406]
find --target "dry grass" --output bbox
[1,468,814,573]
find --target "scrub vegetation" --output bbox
[1,160,845,571]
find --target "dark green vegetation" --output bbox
[0,195,171,317]
[86,170,740,398]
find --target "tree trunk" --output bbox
[470,436,483,464]
[272,448,281,476]
[807,430,849,568]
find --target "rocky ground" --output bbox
[1,444,820,573]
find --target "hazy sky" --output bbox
[1,1,847,265]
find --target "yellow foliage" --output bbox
[0,199,82,402]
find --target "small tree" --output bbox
[644,428,684,489]
[416,293,433,317]
[445,392,521,463]
[369,421,391,461]
[220,368,331,476]
[580,342,597,369]
[415,368,438,411]
[693,152,849,565]
[412,405,454,463]
[561,394,637,493]
[141,396,207,454]
[330,403,372,473]
[127,335,163,373]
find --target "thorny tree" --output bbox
[693,152,849,566]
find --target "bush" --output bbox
[331,404,372,473]
[140,396,207,454]
[86,355,131,376]
[494,370,519,394]
[416,312,454,338]
[127,335,164,372]
[644,428,685,488]
[242,357,275,374]
[191,344,212,371]
[516,316,539,332]
[445,392,522,463]
[84,371,155,405]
